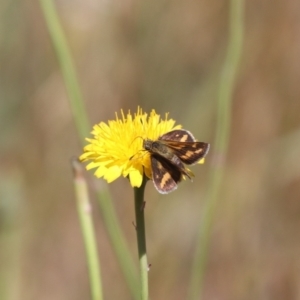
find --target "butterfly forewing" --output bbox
[159,130,210,165]
[165,141,210,164]
[159,129,196,142]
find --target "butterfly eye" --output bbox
[152,142,160,150]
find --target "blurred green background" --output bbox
[1,0,300,299]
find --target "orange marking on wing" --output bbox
[179,134,189,142]
[160,172,171,188]
[194,148,204,154]
[181,150,194,159]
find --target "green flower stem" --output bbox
[188,0,245,299]
[72,159,103,300]
[39,1,139,299]
[95,188,139,300]
[39,0,90,142]
[134,178,149,300]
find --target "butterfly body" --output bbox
[143,129,210,194]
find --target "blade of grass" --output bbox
[188,0,245,299]
[72,159,103,300]
[39,0,90,142]
[39,1,139,299]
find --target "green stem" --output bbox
[96,188,140,300]
[188,0,244,299]
[134,178,149,300]
[72,159,103,300]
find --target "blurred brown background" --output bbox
[1,0,300,299]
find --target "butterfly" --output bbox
[143,129,210,194]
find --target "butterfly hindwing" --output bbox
[151,155,182,194]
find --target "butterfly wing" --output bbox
[159,129,196,142]
[151,155,182,194]
[159,130,210,165]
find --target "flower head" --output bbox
[79,107,181,188]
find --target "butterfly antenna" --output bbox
[130,149,148,161]
[130,136,144,147]
[129,136,146,160]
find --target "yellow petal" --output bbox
[104,165,122,183]
[198,158,205,164]
[129,166,143,187]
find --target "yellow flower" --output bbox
[79,107,181,188]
